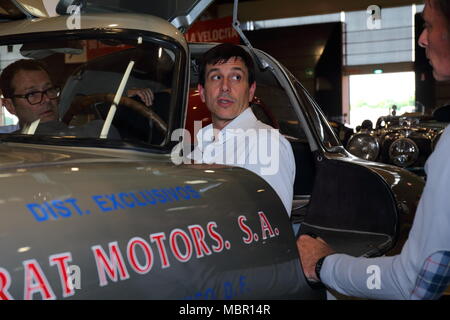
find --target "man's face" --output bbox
[198,57,256,130]
[419,0,450,81]
[4,69,58,125]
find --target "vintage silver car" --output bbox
[347,106,450,176]
[0,0,424,300]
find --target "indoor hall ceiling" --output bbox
[215,0,424,21]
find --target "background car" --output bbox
[0,0,424,300]
[347,105,450,176]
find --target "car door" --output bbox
[253,49,422,258]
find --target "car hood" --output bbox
[0,141,282,207]
[8,0,215,30]
[0,141,311,299]
[0,140,291,231]
[0,141,186,171]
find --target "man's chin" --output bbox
[432,70,450,82]
[39,113,58,123]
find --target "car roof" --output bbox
[0,13,188,50]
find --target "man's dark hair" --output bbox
[0,59,48,98]
[433,0,450,23]
[198,43,255,87]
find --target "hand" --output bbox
[127,88,154,107]
[297,235,335,282]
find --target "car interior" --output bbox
[1,38,176,145]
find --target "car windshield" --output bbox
[0,34,181,148]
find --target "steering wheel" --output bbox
[62,93,168,134]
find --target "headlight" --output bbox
[347,133,380,161]
[389,138,419,167]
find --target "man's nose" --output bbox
[220,78,230,92]
[41,91,51,104]
[418,29,428,48]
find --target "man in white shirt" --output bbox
[189,43,296,216]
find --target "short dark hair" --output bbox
[198,43,255,87]
[432,0,450,24]
[0,59,48,98]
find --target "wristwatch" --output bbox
[306,256,327,289]
[315,256,327,282]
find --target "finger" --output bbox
[138,92,149,106]
[145,89,155,107]
[144,90,152,106]
[148,89,154,106]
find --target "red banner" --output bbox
[185,16,240,44]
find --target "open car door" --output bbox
[54,0,214,30]
[7,0,215,30]
[247,48,423,260]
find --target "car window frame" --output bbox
[254,49,344,154]
[0,28,188,153]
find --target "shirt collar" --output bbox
[223,107,258,131]
[195,107,258,146]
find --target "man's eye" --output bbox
[211,75,221,80]
[26,92,40,98]
[231,75,242,80]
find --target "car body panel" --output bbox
[323,152,424,254]
[331,153,424,214]
[0,141,324,299]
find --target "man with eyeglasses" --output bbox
[0,59,59,131]
[0,59,155,133]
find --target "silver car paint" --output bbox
[0,142,317,299]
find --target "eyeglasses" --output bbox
[12,87,61,105]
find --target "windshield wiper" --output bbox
[99,36,142,139]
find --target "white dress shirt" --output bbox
[189,108,296,216]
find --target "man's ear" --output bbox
[197,84,206,103]
[249,81,256,101]
[2,98,17,116]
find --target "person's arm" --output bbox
[298,127,450,299]
[298,231,429,299]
